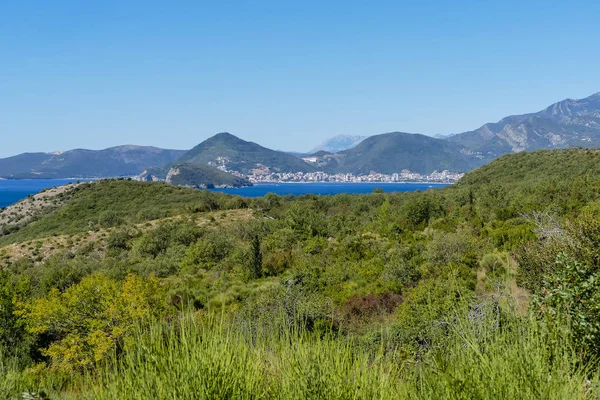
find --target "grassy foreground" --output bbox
[2,303,594,400]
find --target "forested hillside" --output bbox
[175,132,317,174]
[322,132,478,174]
[165,163,252,188]
[2,149,600,398]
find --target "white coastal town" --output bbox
[207,157,464,184]
[226,169,463,184]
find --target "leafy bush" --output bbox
[533,254,600,359]
[18,274,168,371]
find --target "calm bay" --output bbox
[0,180,450,208]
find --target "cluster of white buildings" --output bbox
[209,158,464,183]
[247,169,464,183]
[207,157,231,172]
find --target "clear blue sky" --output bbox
[1,0,599,157]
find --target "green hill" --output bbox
[318,132,479,174]
[176,132,316,174]
[456,148,600,187]
[0,179,236,244]
[450,149,600,220]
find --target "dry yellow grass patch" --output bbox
[0,208,256,268]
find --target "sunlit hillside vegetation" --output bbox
[2,149,600,398]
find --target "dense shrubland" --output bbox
[2,149,600,398]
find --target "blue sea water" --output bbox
[0,180,450,209]
[209,182,449,197]
[0,179,83,209]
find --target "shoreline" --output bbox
[250,181,453,185]
[0,177,455,185]
[0,177,100,181]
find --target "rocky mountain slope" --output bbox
[450,92,600,160]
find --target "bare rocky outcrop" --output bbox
[136,169,164,182]
[0,182,84,236]
[165,166,181,185]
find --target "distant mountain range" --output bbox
[2,91,600,181]
[308,135,367,153]
[450,92,600,161]
[0,146,185,179]
[432,133,457,140]
[147,131,478,179]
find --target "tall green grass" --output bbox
[90,313,406,399]
[79,305,596,400]
[2,303,596,399]
[0,346,76,400]
[413,307,593,399]
[0,347,23,399]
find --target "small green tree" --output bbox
[374,197,392,235]
[248,235,263,280]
